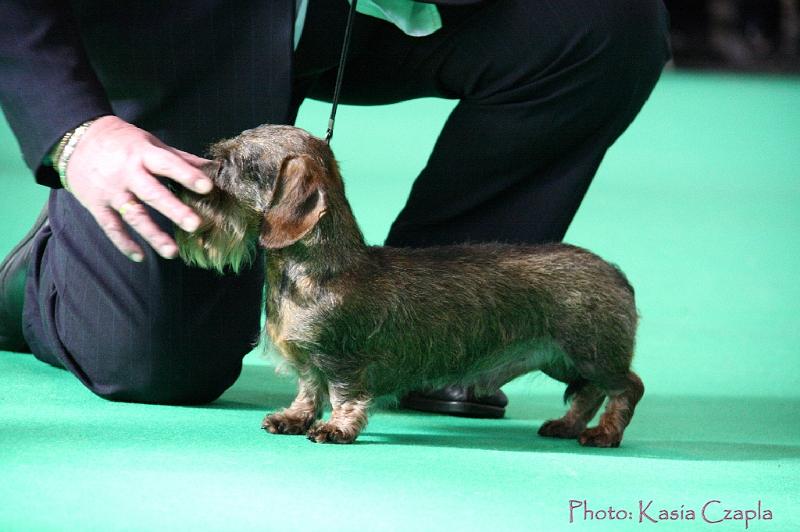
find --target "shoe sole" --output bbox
[399,395,506,419]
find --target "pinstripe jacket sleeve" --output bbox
[0,0,113,187]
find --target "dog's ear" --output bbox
[260,155,327,249]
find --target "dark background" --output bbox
[666,0,800,72]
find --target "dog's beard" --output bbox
[177,223,257,274]
[176,190,259,274]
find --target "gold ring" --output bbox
[118,200,137,217]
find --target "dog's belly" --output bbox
[495,337,569,371]
[366,336,570,397]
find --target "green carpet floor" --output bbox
[1,72,799,531]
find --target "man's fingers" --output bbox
[171,148,220,183]
[171,147,213,168]
[125,171,201,233]
[141,146,213,194]
[94,208,145,262]
[65,118,212,262]
[111,194,179,259]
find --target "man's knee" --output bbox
[91,354,244,405]
[448,0,670,101]
[71,327,250,405]
[604,0,672,78]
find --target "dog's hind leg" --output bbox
[538,380,606,439]
[262,373,326,435]
[307,384,371,444]
[578,371,644,448]
[538,361,606,439]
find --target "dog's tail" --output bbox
[609,262,635,296]
[563,378,588,404]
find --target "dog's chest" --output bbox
[265,297,316,366]
[265,264,337,367]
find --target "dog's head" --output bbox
[176,125,334,273]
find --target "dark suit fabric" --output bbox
[7,0,670,404]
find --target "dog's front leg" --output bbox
[262,374,325,435]
[307,384,371,444]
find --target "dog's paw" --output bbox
[538,418,584,439]
[306,421,358,444]
[262,410,315,435]
[578,426,621,448]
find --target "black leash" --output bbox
[325,0,358,145]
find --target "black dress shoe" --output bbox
[0,205,49,353]
[400,385,508,419]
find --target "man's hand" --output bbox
[65,115,214,262]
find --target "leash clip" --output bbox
[325,0,358,145]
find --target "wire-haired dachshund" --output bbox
[176,125,643,447]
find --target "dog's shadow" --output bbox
[210,364,800,462]
[362,425,800,462]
